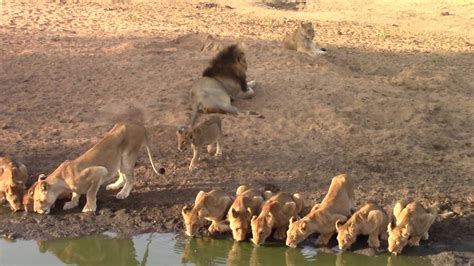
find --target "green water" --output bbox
[0,233,431,266]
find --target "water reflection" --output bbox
[37,234,142,266]
[0,233,432,266]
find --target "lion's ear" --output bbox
[230,208,238,218]
[182,205,192,215]
[38,174,47,181]
[300,221,307,232]
[401,226,410,238]
[335,219,344,231]
[39,181,48,192]
[289,216,298,225]
[387,222,395,232]
[251,215,257,222]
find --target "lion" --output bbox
[176,116,223,172]
[182,189,233,237]
[23,179,71,212]
[32,123,165,214]
[335,202,389,251]
[283,22,327,57]
[387,199,437,255]
[190,44,256,125]
[250,192,304,245]
[226,185,273,241]
[286,174,355,247]
[0,157,28,212]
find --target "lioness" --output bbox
[283,22,327,57]
[23,179,71,212]
[33,123,165,214]
[286,174,355,247]
[182,189,233,237]
[190,44,256,125]
[226,185,272,241]
[250,192,304,245]
[0,157,28,212]
[387,200,437,255]
[176,116,223,172]
[335,203,389,251]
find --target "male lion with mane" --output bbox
[33,123,165,214]
[190,44,256,125]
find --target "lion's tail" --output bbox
[144,129,165,176]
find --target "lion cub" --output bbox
[283,22,327,57]
[286,174,355,247]
[250,192,304,246]
[182,189,233,237]
[0,157,28,212]
[226,185,273,241]
[387,200,437,255]
[335,203,389,251]
[176,116,223,172]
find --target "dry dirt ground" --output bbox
[0,0,473,264]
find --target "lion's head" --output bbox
[1,166,26,212]
[176,126,193,152]
[387,222,410,255]
[228,205,253,241]
[182,205,205,237]
[285,216,312,248]
[335,219,358,251]
[33,174,56,214]
[299,22,315,41]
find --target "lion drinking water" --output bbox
[0,157,28,212]
[32,123,165,214]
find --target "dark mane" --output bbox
[202,44,248,92]
[203,45,239,77]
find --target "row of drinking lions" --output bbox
[1,22,436,255]
[182,174,438,255]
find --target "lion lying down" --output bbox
[32,123,164,214]
[190,44,256,125]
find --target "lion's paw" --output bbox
[116,191,130,199]
[63,201,78,210]
[82,205,96,213]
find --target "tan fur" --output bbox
[250,192,304,245]
[176,116,223,172]
[286,174,355,247]
[0,157,28,212]
[191,45,255,125]
[387,200,437,255]
[32,123,164,214]
[181,189,233,237]
[226,185,266,241]
[283,22,326,57]
[335,203,389,251]
[23,180,71,212]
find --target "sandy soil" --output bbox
[0,0,473,264]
